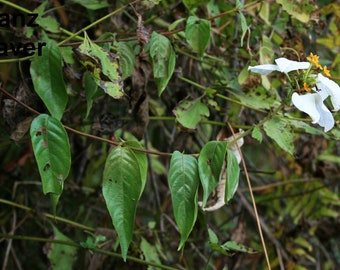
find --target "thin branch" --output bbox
[227,122,271,269]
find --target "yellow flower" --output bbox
[307,53,322,69]
[303,82,311,91]
[323,65,331,77]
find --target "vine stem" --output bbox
[0,233,177,270]
[0,198,95,232]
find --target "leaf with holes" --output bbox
[222,241,259,254]
[173,97,210,129]
[48,225,78,270]
[102,144,145,261]
[73,32,124,99]
[168,151,199,250]
[148,32,176,95]
[30,114,71,213]
[30,40,68,120]
[185,16,211,56]
[264,117,295,155]
[198,141,227,207]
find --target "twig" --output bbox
[227,122,271,269]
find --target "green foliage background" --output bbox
[0,0,340,269]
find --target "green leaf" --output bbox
[30,41,68,120]
[74,32,124,99]
[208,228,219,244]
[222,241,259,254]
[84,72,99,119]
[140,237,162,268]
[30,114,71,212]
[69,0,109,10]
[173,97,210,129]
[233,87,280,110]
[34,1,60,33]
[102,145,145,260]
[198,141,227,207]
[185,16,211,56]
[168,151,199,250]
[48,226,78,270]
[148,32,176,95]
[225,149,240,203]
[238,11,247,47]
[288,119,326,136]
[209,242,233,256]
[116,42,136,79]
[264,117,295,155]
[123,141,148,196]
[183,0,209,9]
[251,126,263,142]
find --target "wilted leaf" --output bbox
[173,97,210,129]
[276,0,311,23]
[10,116,34,141]
[74,32,124,99]
[198,141,227,207]
[168,151,199,250]
[30,114,71,213]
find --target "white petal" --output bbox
[317,73,340,111]
[292,92,320,123]
[275,58,310,73]
[292,92,334,132]
[315,98,334,132]
[248,64,279,75]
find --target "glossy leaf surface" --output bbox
[102,144,146,260]
[30,41,68,120]
[168,151,199,250]
[30,114,71,211]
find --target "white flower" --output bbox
[248,57,310,75]
[292,92,334,132]
[292,73,340,132]
[316,73,340,111]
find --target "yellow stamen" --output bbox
[323,66,331,77]
[303,82,311,91]
[306,53,322,69]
